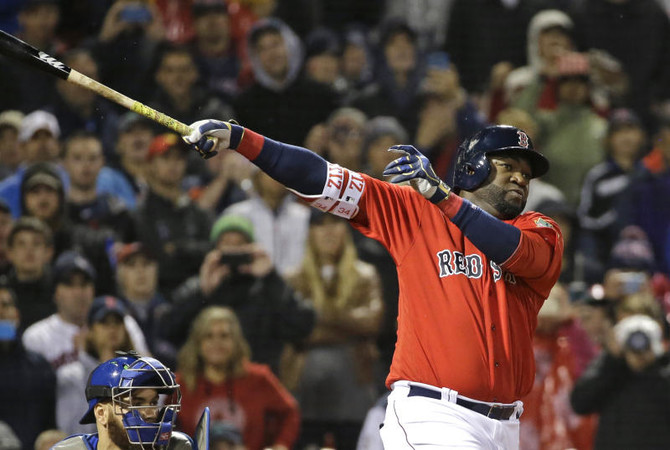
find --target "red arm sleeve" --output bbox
[502,212,564,298]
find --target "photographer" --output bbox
[163,215,316,375]
[571,313,670,450]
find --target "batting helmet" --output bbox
[452,125,549,192]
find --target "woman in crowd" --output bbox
[176,306,299,450]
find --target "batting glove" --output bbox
[183,119,243,159]
[383,145,451,204]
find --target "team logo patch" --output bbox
[534,217,553,228]
[517,130,529,148]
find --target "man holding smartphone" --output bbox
[162,214,316,376]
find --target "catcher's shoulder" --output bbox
[51,435,90,450]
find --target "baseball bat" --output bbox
[0,30,217,158]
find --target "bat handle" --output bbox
[68,69,218,159]
[130,102,191,135]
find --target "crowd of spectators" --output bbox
[1,0,670,449]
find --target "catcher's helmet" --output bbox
[80,353,181,449]
[452,125,549,192]
[80,354,138,425]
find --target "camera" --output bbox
[119,4,152,24]
[219,251,253,270]
[614,314,663,355]
[618,271,646,295]
[426,51,450,70]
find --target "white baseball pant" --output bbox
[380,381,523,449]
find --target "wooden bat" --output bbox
[0,30,217,158]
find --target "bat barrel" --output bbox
[0,30,71,80]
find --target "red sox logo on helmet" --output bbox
[517,130,529,148]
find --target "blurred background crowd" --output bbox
[1,0,670,449]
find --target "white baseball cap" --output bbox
[19,110,60,143]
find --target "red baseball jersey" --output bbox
[349,174,563,403]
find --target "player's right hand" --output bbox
[183,120,237,159]
[383,145,451,204]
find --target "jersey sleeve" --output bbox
[501,212,564,298]
[349,174,430,262]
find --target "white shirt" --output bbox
[22,314,150,435]
[222,195,310,276]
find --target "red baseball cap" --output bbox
[147,133,188,160]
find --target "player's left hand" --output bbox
[183,119,238,159]
[383,145,451,204]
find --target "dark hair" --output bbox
[7,217,53,248]
[62,130,102,158]
[248,21,282,49]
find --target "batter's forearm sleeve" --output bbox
[438,195,520,263]
[230,124,327,195]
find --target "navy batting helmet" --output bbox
[452,125,549,192]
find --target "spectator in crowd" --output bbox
[23,157,119,295]
[578,109,647,274]
[209,421,244,450]
[3,0,62,112]
[148,43,234,127]
[362,116,408,180]
[0,285,56,450]
[92,0,164,101]
[445,0,550,93]
[505,9,575,115]
[47,49,120,155]
[382,0,454,51]
[321,107,368,172]
[165,214,315,374]
[303,27,343,94]
[413,57,488,181]
[353,19,424,138]
[624,112,670,275]
[115,242,175,366]
[601,226,657,305]
[189,0,240,102]
[5,217,54,328]
[0,111,24,181]
[0,110,62,218]
[105,112,154,210]
[571,313,670,450]
[188,148,250,216]
[176,306,300,450]
[519,283,596,450]
[21,250,98,435]
[0,200,14,278]
[570,0,670,127]
[283,211,383,450]
[234,18,339,146]
[135,133,212,292]
[339,27,374,103]
[222,169,310,276]
[63,131,135,244]
[33,429,66,450]
[227,0,278,88]
[78,295,137,377]
[534,52,607,205]
[21,250,148,436]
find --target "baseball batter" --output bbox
[183,122,563,449]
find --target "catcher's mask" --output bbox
[81,353,181,449]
